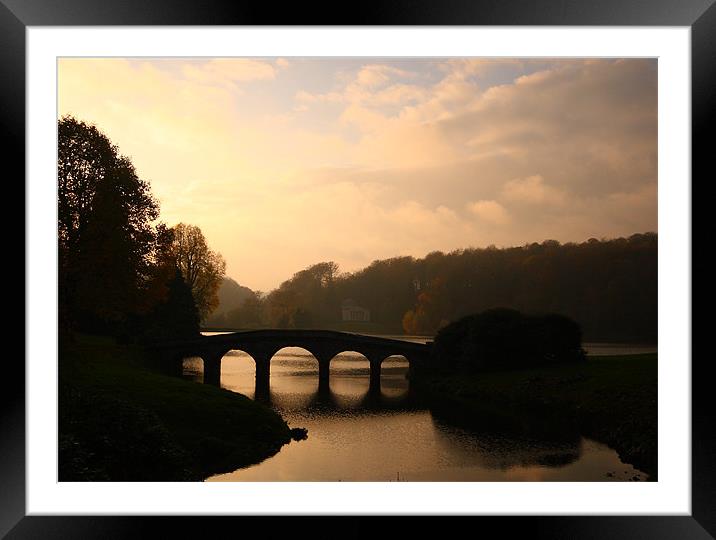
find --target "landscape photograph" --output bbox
[57,56,658,483]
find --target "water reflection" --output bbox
[261,384,421,413]
[429,416,582,470]
[182,351,646,482]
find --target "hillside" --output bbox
[205,277,254,325]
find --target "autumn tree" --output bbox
[402,277,449,335]
[171,223,226,321]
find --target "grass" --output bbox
[59,334,293,481]
[412,354,657,478]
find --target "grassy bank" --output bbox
[59,334,294,481]
[412,354,657,478]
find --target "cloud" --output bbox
[295,89,342,103]
[182,58,277,86]
[295,64,421,109]
[501,175,567,206]
[370,84,429,106]
[354,64,413,89]
[437,59,657,196]
[467,200,511,225]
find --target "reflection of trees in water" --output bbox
[429,414,582,471]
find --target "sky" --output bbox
[58,57,657,292]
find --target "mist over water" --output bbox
[183,338,647,482]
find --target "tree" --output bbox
[171,223,226,321]
[402,277,449,335]
[223,291,264,329]
[144,266,201,341]
[58,116,159,333]
[133,224,200,340]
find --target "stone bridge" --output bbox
[147,329,432,394]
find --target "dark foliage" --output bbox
[131,267,201,342]
[59,383,194,481]
[222,234,656,343]
[58,116,159,335]
[58,116,201,341]
[429,308,586,373]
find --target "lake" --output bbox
[182,336,650,482]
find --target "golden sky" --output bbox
[58,58,657,291]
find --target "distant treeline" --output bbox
[208,233,657,343]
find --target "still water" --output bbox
[182,336,648,482]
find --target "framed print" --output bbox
[7,0,711,537]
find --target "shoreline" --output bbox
[411,353,657,479]
[59,334,295,481]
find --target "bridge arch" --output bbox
[179,355,205,382]
[270,346,321,365]
[380,354,411,398]
[199,348,258,388]
[329,350,383,394]
[329,349,371,373]
[323,351,369,406]
[269,346,322,392]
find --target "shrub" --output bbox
[429,308,585,373]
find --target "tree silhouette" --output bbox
[58,116,159,334]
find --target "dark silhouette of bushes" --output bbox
[128,267,201,343]
[429,308,585,373]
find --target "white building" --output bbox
[341,299,370,322]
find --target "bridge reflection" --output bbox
[253,379,423,412]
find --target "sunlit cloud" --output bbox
[181,58,278,86]
[354,64,413,88]
[467,200,511,225]
[501,175,567,206]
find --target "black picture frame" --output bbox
[6,1,710,538]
